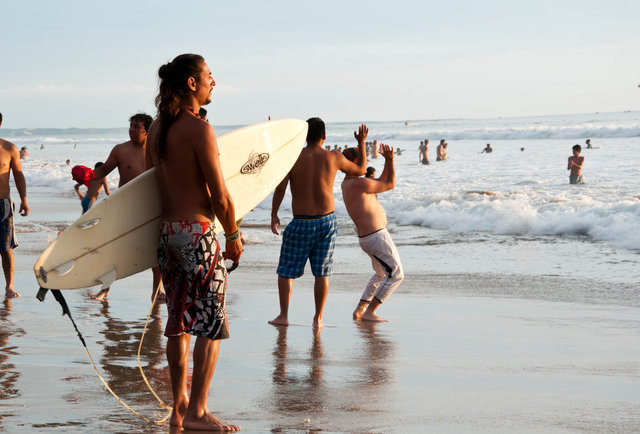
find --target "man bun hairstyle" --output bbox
[155,54,205,158]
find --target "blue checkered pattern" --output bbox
[277,213,337,278]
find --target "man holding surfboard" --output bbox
[146,54,242,431]
[91,113,165,303]
[269,118,368,329]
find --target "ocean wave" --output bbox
[393,196,640,251]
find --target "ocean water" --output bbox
[5,110,640,291]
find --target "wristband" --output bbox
[225,229,240,241]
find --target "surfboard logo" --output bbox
[240,152,270,174]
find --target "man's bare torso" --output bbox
[148,113,215,221]
[113,141,146,186]
[289,145,341,216]
[341,178,387,236]
[0,139,17,199]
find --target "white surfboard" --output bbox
[34,119,307,290]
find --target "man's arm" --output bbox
[567,157,573,171]
[93,146,119,180]
[10,148,28,216]
[271,174,289,235]
[194,125,242,264]
[361,143,395,194]
[339,124,368,176]
[74,182,84,199]
[102,180,110,196]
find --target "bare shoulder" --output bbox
[0,139,18,155]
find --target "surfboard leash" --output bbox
[37,287,172,425]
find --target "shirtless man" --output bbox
[269,118,367,329]
[146,53,242,431]
[341,143,404,322]
[436,139,448,161]
[418,139,429,164]
[568,144,585,184]
[74,162,110,214]
[0,112,29,298]
[91,113,164,302]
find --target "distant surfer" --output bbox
[418,139,429,164]
[481,143,493,153]
[147,53,242,431]
[568,144,585,184]
[91,113,164,303]
[269,118,368,329]
[73,162,110,214]
[585,139,593,149]
[341,143,404,322]
[0,112,29,298]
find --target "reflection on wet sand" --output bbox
[0,298,25,428]
[79,298,170,413]
[271,327,327,414]
[267,323,396,432]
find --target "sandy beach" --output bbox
[1,238,639,433]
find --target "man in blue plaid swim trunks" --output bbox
[269,117,368,329]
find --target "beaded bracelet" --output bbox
[225,229,240,241]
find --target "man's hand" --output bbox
[19,200,28,217]
[271,215,281,235]
[224,238,243,268]
[380,143,394,160]
[354,124,369,143]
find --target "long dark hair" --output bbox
[155,54,204,158]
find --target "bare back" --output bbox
[147,113,218,221]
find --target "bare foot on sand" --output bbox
[91,288,109,301]
[352,304,367,320]
[182,411,240,432]
[268,315,289,326]
[5,288,20,298]
[169,400,188,427]
[312,316,324,330]
[360,311,388,323]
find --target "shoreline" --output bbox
[1,249,639,432]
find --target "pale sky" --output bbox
[1,0,639,128]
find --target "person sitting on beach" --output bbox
[0,112,29,298]
[585,139,593,149]
[341,143,404,322]
[418,139,429,164]
[436,139,448,161]
[91,112,164,303]
[269,118,367,329]
[568,144,585,184]
[146,53,242,431]
[481,144,493,153]
[74,162,110,214]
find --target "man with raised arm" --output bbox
[341,143,404,322]
[0,112,28,298]
[90,113,164,302]
[269,118,368,329]
[146,54,242,432]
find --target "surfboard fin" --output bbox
[97,269,116,290]
[78,218,100,229]
[54,260,75,277]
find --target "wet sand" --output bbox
[1,247,639,433]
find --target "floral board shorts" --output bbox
[158,221,229,340]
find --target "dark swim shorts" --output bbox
[277,212,337,278]
[158,221,229,340]
[0,199,17,252]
